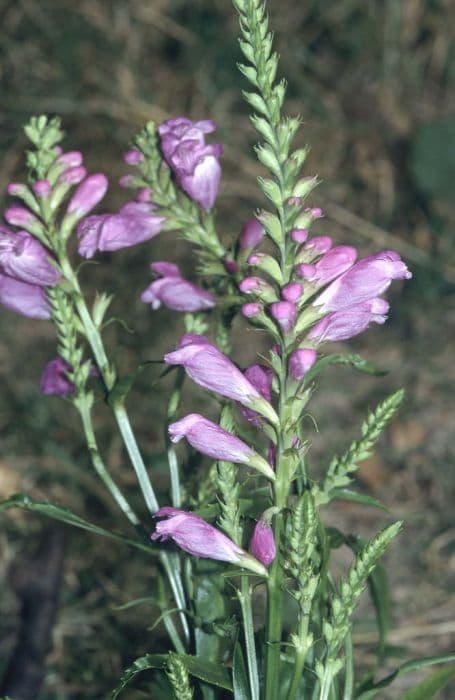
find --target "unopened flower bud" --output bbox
[4,206,44,236]
[240,276,276,303]
[59,166,87,185]
[239,218,264,249]
[289,348,317,380]
[123,149,144,165]
[40,357,75,396]
[136,187,152,202]
[281,282,303,303]
[270,301,297,332]
[248,253,283,284]
[56,151,84,168]
[119,174,135,188]
[250,518,276,566]
[32,180,52,198]
[67,173,108,217]
[242,302,262,318]
[305,236,332,254]
[290,228,308,244]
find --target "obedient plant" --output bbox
[1,2,453,699]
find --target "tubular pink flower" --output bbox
[250,518,276,566]
[165,336,278,425]
[168,414,275,480]
[67,173,108,217]
[141,262,215,312]
[300,246,357,286]
[314,250,412,313]
[289,348,317,380]
[239,218,264,249]
[40,357,75,396]
[77,202,164,258]
[159,117,222,211]
[270,301,297,332]
[0,273,50,319]
[309,299,390,342]
[151,508,267,575]
[0,228,60,286]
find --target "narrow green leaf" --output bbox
[112,653,232,699]
[304,353,386,383]
[356,654,455,699]
[399,665,455,700]
[330,489,389,512]
[0,493,153,555]
[368,562,392,660]
[233,642,251,700]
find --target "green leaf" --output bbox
[233,642,251,700]
[399,665,455,700]
[368,562,391,660]
[304,353,386,383]
[0,493,153,555]
[112,653,233,698]
[356,654,455,699]
[330,489,389,512]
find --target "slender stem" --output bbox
[238,577,260,700]
[286,615,310,700]
[342,632,354,700]
[318,668,334,700]
[165,368,185,508]
[76,395,140,526]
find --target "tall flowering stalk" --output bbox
[1,3,453,700]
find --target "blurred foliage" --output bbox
[0,0,454,697]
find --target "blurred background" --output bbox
[0,0,454,698]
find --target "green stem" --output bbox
[342,632,354,700]
[318,668,334,700]
[286,616,310,700]
[165,368,185,508]
[76,395,140,526]
[264,511,285,700]
[238,577,260,700]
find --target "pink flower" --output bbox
[77,202,164,258]
[0,228,60,286]
[141,261,215,312]
[67,173,108,218]
[250,518,276,566]
[165,336,278,425]
[169,413,275,480]
[158,117,222,211]
[314,250,412,312]
[304,236,332,254]
[270,301,297,332]
[239,219,264,249]
[0,273,50,319]
[298,246,357,286]
[281,282,304,303]
[40,357,75,396]
[288,349,317,380]
[240,364,274,426]
[309,299,390,342]
[152,507,267,575]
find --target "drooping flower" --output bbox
[141,261,215,312]
[40,357,75,396]
[314,251,412,313]
[250,518,276,566]
[151,507,267,575]
[158,116,222,211]
[288,348,318,380]
[164,336,278,426]
[0,273,50,319]
[169,413,275,480]
[0,227,60,286]
[309,299,390,342]
[77,201,164,258]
